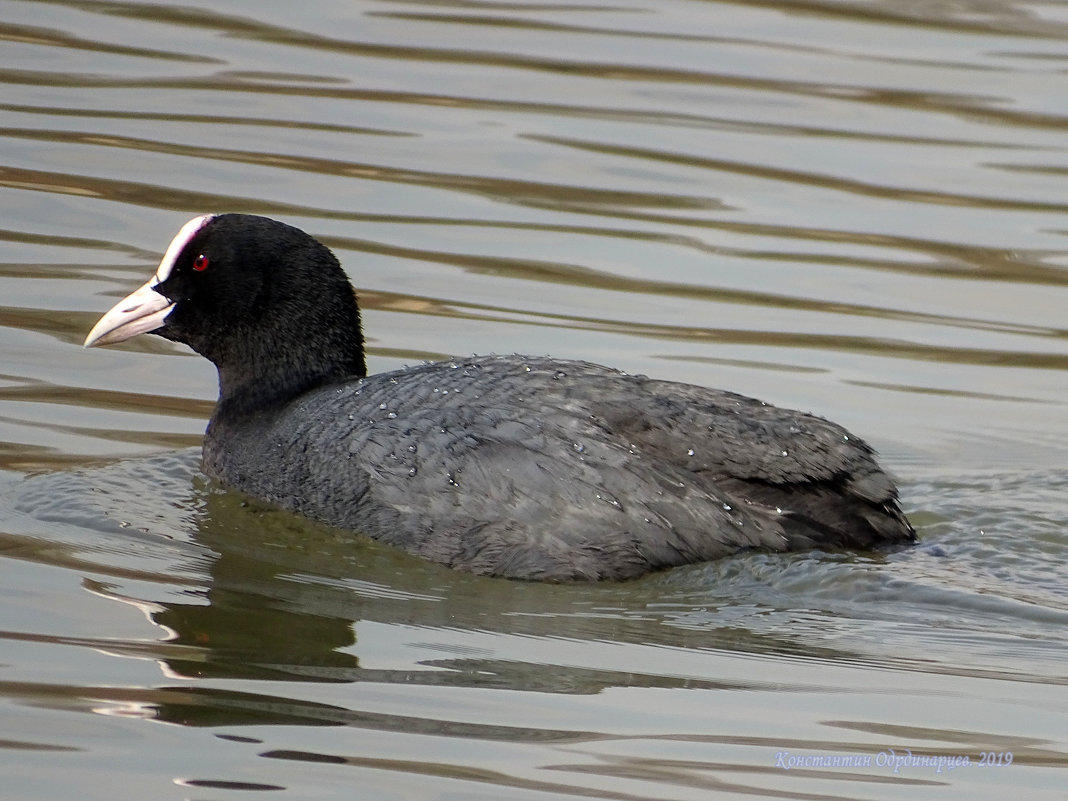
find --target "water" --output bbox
[1,0,1067,798]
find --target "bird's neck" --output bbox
[213,345,365,421]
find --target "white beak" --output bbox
[83,279,175,347]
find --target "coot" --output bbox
[85,214,914,580]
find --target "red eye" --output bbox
[192,254,210,272]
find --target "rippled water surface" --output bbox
[1,1,1067,798]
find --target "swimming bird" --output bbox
[85,214,915,580]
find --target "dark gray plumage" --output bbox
[86,214,915,581]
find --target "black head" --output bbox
[86,214,367,416]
